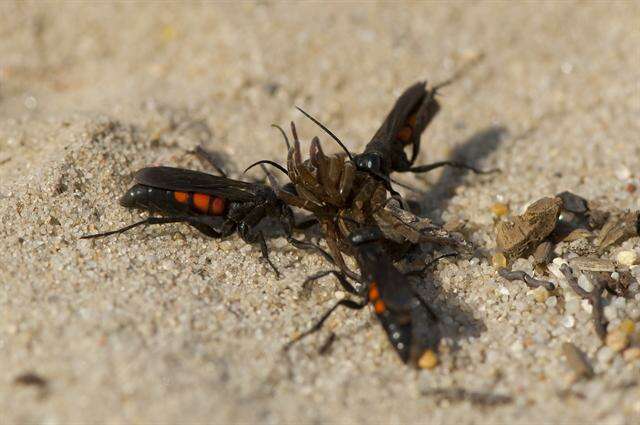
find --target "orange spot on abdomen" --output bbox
[209,197,226,215]
[397,126,412,144]
[193,193,210,213]
[174,191,189,203]
[408,113,417,127]
[374,299,386,314]
[368,282,380,301]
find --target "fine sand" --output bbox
[1,2,639,424]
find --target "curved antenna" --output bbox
[295,106,353,161]
[432,53,486,93]
[244,160,289,176]
[271,124,290,151]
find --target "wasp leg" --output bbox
[81,215,224,239]
[408,160,498,175]
[294,216,318,230]
[301,269,361,296]
[237,203,286,278]
[406,252,458,277]
[286,236,335,265]
[238,221,280,278]
[283,299,367,351]
[192,145,227,177]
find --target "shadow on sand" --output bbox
[411,125,508,352]
[419,125,508,215]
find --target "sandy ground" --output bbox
[1,2,639,424]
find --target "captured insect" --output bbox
[247,123,466,280]
[82,165,329,277]
[285,226,443,366]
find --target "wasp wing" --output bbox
[356,241,417,313]
[134,166,260,202]
[368,81,441,165]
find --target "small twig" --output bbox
[498,268,555,291]
[421,387,512,406]
[560,264,607,340]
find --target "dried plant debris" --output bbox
[557,191,588,215]
[495,192,638,303]
[560,265,607,341]
[596,210,640,252]
[568,257,617,273]
[496,197,562,261]
[533,240,554,264]
[498,268,555,290]
[495,191,631,266]
[421,387,513,406]
[556,191,611,236]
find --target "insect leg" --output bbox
[294,216,318,230]
[81,215,223,239]
[283,299,366,351]
[286,236,335,265]
[301,269,360,296]
[236,204,282,277]
[405,252,458,277]
[337,161,355,204]
[238,223,280,278]
[322,221,361,281]
[408,160,498,175]
[192,146,227,176]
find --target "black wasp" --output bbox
[296,74,494,188]
[286,226,444,366]
[82,164,328,277]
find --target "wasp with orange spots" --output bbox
[286,226,442,366]
[297,76,494,191]
[82,165,328,277]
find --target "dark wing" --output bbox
[134,166,261,202]
[357,241,415,313]
[357,242,440,365]
[368,81,441,165]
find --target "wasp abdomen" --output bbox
[368,281,412,363]
[173,191,226,216]
[119,184,226,216]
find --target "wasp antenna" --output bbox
[271,124,291,151]
[244,160,289,176]
[432,53,486,92]
[295,106,353,161]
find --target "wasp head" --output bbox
[354,152,383,175]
